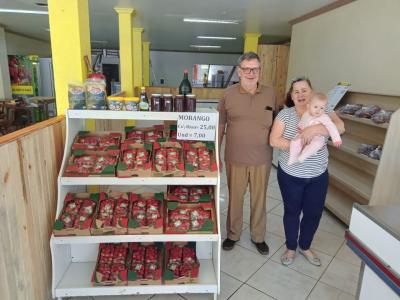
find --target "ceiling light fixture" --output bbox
[35,2,48,7]
[190,45,221,49]
[197,36,236,40]
[0,8,48,15]
[184,18,239,24]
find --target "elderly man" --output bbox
[218,52,276,255]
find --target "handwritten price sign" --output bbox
[177,113,217,141]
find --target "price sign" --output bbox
[177,113,217,141]
[327,82,351,111]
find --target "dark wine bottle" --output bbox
[179,69,192,96]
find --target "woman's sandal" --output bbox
[299,249,321,266]
[280,250,295,266]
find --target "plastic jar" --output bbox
[107,96,124,111]
[124,97,139,111]
[162,94,173,112]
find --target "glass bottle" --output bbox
[139,86,149,111]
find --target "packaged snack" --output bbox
[354,105,381,118]
[371,110,393,124]
[68,82,86,109]
[107,96,124,111]
[86,77,107,110]
[124,97,139,111]
[337,103,362,115]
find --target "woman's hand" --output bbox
[298,124,327,145]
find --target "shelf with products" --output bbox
[326,91,400,224]
[51,109,221,300]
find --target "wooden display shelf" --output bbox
[337,112,389,129]
[328,135,379,166]
[54,260,217,298]
[325,184,356,224]
[328,159,373,201]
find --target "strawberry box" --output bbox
[163,242,200,284]
[92,243,128,286]
[91,192,128,235]
[167,185,213,203]
[152,141,185,177]
[127,242,163,286]
[165,201,216,234]
[116,142,152,177]
[64,149,119,177]
[184,141,218,177]
[71,131,122,156]
[53,193,99,236]
[128,192,164,235]
[124,125,165,143]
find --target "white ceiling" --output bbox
[0,0,335,53]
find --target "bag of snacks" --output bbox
[86,77,107,110]
[68,82,86,109]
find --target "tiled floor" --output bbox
[73,166,362,300]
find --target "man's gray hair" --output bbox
[237,52,260,66]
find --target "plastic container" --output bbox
[68,82,86,109]
[85,78,107,110]
[107,96,124,111]
[124,97,139,111]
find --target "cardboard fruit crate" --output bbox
[127,242,163,286]
[152,141,185,177]
[71,131,122,155]
[167,185,213,203]
[91,192,125,235]
[64,149,119,177]
[53,193,100,236]
[184,141,218,177]
[163,242,200,285]
[117,142,152,177]
[128,192,164,235]
[164,201,216,234]
[91,243,128,286]
[110,192,131,235]
[124,125,165,143]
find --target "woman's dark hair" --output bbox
[285,76,313,107]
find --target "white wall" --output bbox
[150,50,239,86]
[5,32,51,57]
[287,0,400,96]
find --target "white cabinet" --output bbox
[50,109,221,300]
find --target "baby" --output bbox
[288,92,342,165]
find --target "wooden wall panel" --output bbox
[0,117,65,300]
[258,45,290,107]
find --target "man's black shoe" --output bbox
[222,238,237,250]
[251,240,269,255]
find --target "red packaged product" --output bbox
[168,262,181,277]
[190,207,211,220]
[127,130,145,142]
[169,219,190,231]
[144,262,159,279]
[96,263,111,281]
[99,244,114,265]
[60,213,76,228]
[99,135,119,147]
[198,147,211,171]
[76,135,98,146]
[170,209,190,221]
[64,199,82,215]
[112,244,128,264]
[122,149,137,168]
[131,262,145,279]
[114,198,129,217]
[93,155,117,174]
[131,246,145,263]
[98,199,115,226]
[180,262,194,277]
[78,199,96,217]
[109,263,126,281]
[74,155,96,168]
[154,148,167,172]
[182,247,196,264]
[145,246,158,264]
[169,246,183,264]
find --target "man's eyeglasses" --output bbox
[239,66,261,74]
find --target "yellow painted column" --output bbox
[114,8,135,96]
[243,33,261,53]
[48,0,91,116]
[143,41,151,87]
[132,28,144,89]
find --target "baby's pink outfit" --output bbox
[288,112,342,165]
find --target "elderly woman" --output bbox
[270,77,344,266]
